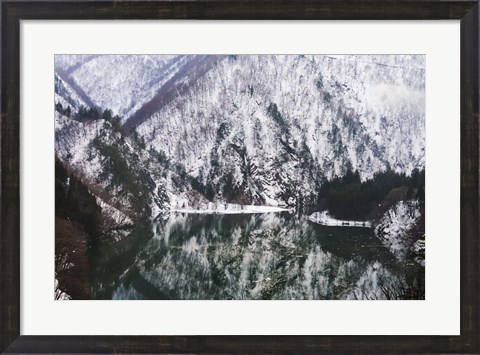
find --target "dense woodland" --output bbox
[56,100,426,222]
[317,168,425,220]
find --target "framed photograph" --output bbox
[1,0,478,353]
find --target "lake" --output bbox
[88,212,424,300]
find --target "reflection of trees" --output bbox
[96,212,424,300]
[352,273,425,300]
[88,225,153,299]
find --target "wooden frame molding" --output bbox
[1,1,478,353]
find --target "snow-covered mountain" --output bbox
[54,54,425,223]
[55,55,224,124]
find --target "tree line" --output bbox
[55,102,121,130]
[317,168,425,220]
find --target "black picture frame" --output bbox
[1,1,478,353]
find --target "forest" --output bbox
[317,168,425,220]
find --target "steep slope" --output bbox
[55,112,172,224]
[54,74,90,114]
[54,55,225,125]
[136,55,425,208]
[55,54,425,216]
[123,55,226,129]
[55,75,203,226]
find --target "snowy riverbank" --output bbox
[374,200,423,263]
[171,203,289,215]
[308,211,372,228]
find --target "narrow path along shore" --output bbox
[171,203,290,215]
[308,211,372,228]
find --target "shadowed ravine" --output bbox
[88,212,424,300]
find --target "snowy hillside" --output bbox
[55,55,223,123]
[136,55,425,207]
[55,54,425,218]
[374,200,423,261]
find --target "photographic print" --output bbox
[54,54,425,300]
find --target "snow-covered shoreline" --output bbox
[171,203,289,215]
[374,200,422,262]
[308,211,372,228]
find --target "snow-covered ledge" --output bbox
[374,200,422,262]
[308,211,372,228]
[171,202,289,215]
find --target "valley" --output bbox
[54,54,425,300]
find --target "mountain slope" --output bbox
[55,54,425,217]
[55,55,225,125]
[136,55,425,208]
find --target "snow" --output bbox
[374,200,422,260]
[95,196,133,226]
[171,203,289,215]
[55,54,425,220]
[54,278,71,300]
[54,76,89,112]
[308,211,372,228]
[412,239,426,267]
[56,55,179,120]
[134,54,424,207]
[53,54,426,300]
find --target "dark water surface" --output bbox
[88,212,424,300]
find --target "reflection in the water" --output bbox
[89,212,424,300]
